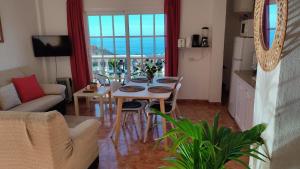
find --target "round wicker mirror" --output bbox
[254,0,288,71]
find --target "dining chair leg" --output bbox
[175,104,181,119]
[110,121,116,138]
[170,111,176,129]
[122,112,128,126]
[144,114,152,143]
[134,110,142,141]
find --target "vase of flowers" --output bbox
[144,64,158,86]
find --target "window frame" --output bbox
[85,12,166,81]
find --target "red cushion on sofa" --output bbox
[12,75,45,103]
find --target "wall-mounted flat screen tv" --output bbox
[32,35,72,57]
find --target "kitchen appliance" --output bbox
[240,19,254,37]
[201,27,209,47]
[231,37,255,73]
[192,34,201,47]
[229,36,255,118]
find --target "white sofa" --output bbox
[0,67,66,113]
[0,111,100,169]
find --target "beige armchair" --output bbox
[0,111,100,169]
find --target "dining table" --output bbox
[111,77,178,148]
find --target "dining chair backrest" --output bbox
[178,75,184,83]
[111,81,122,93]
[123,72,147,85]
[174,75,183,88]
[94,74,110,86]
[171,83,181,112]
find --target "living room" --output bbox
[0,0,299,169]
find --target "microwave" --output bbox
[240,19,254,37]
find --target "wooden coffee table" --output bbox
[73,86,112,116]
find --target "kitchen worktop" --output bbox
[234,70,256,88]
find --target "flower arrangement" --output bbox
[144,64,158,84]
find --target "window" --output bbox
[87,13,165,82]
[264,3,277,48]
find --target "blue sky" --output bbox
[267,4,277,47]
[88,14,164,37]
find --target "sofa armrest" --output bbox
[70,119,100,141]
[67,119,100,168]
[41,84,66,97]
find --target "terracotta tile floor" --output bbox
[67,99,247,169]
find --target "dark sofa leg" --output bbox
[48,100,67,115]
[88,156,99,169]
[58,100,67,115]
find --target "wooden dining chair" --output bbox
[110,81,146,140]
[94,74,111,86]
[143,83,182,143]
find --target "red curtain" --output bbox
[67,0,91,91]
[164,0,180,77]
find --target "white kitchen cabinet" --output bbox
[228,73,238,118]
[228,72,255,131]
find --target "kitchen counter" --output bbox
[234,70,256,88]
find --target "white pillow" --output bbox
[0,83,22,110]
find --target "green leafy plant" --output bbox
[145,64,158,82]
[132,59,164,78]
[153,110,268,169]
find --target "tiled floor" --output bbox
[67,99,247,169]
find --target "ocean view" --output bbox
[90,37,165,56]
[88,14,165,57]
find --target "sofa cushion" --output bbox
[10,95,64,112]
[0,84,21,110]
[40,84,66,97]
[0,68,25,87]
[12,75,45,103]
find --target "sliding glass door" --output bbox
[87,13,165,82]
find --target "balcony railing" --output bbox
[91,55,165,82]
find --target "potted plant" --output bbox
[154,110,269,169]
[145,64,158,85]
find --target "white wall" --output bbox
[36,0,71,83]
[209,0,227,102]
[251,0,300,168]
[85,0,164,13]
[37,0,227,102]
[0,0,42,79]
[178,0,212,100]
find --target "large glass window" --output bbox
[264,3,277,48]
[87,13,165,82]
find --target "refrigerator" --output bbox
[231,37,255,73]
[229,36,255,118]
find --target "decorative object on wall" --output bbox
[254,0,288,71]
[0,17,4,43]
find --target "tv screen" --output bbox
[32,35,72,57]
